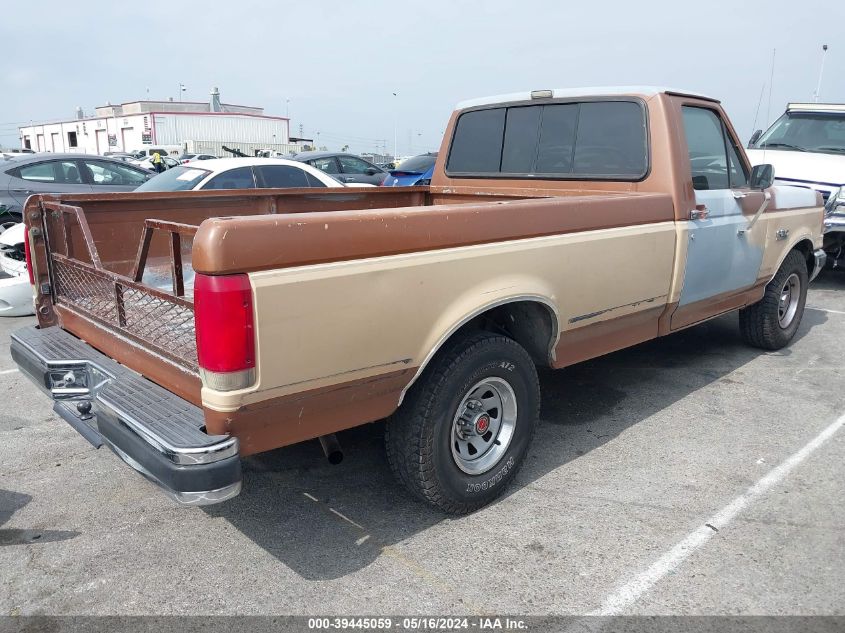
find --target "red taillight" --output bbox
[23,229,35,285]
[194,273,255,391]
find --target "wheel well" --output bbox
[449,300,558,367]
[791,239,815,277]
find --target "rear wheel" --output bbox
[740,250,808,350]
[385,332,539,514]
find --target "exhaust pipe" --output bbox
[318,434,343,465]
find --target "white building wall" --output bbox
[20,112,290,156]
[152,114,289,146]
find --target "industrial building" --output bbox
[17,87,301,157]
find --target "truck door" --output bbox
[678,106,764,307]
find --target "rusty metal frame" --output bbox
[42,201,103,268]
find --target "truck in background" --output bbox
[747,102,845,267]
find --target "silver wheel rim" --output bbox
[778,272,800,329]
[450,377,517,475]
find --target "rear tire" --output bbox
[385,332,539,514]
[740,250,808,350]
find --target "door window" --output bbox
[682,106,731,190]
[309,157,340,174]
[255,165,310,188]
[338,155,378,174]
[81,160,149,186]
[201,166,256,190]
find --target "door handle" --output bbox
[11,189,33,194]
[689,205,709,220]
[732,190,748,199]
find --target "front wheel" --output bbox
[385,332,540,514]
[740,250,808,350]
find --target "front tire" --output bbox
[385,332,540,514]
[740,250,808,350]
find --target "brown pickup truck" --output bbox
[11,87,825,513]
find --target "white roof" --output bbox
[456,86,717,110]
[787,102,845,113]
[179,157,304,171]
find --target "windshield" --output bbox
[395,154,437,173]
[756,112,845,154]
[134,166,210,191]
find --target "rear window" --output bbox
[446,100,648,180]
[135,166,209,192]
[396,153,437,173]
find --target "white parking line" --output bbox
[807,305,845,316]
[0,368,19,376]
[589,413,845,616]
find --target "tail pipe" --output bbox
[318,434,343,465]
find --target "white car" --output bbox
[134,157,375,192]
[0,222,34,317]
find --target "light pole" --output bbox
[179,83,186,102]
[286,99,290,118]
[392,92,398,161]
[814,44,829,103]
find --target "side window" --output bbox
[17,161,84,184]
[447,108,506,173]
[82,160,149,186]
[305,172,328,188]
[725,130,749,188]
[310,157,340,174]
[681,107,730,190]
[201,166,256,190]
[255,165,310,188]
[338,156,377,174]
[18,162,58,182]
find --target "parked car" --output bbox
[134,157,375,192]
[0,153,151,226]
[178,153,217,164]
[0,223,33,316]
[10,87,824,513]
[293,151,388,185]
[382,152,438,186]
[747,102,845,268]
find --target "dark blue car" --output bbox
[382,152,438,186]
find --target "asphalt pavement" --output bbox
[1,273,843,617]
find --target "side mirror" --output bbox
[365,168,377,176]
[748,129,763,148]
[750,163,774,189]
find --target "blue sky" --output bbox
[1,0,842,155]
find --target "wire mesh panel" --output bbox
[52,255,198,371]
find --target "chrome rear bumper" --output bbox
[10,325,241,506]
